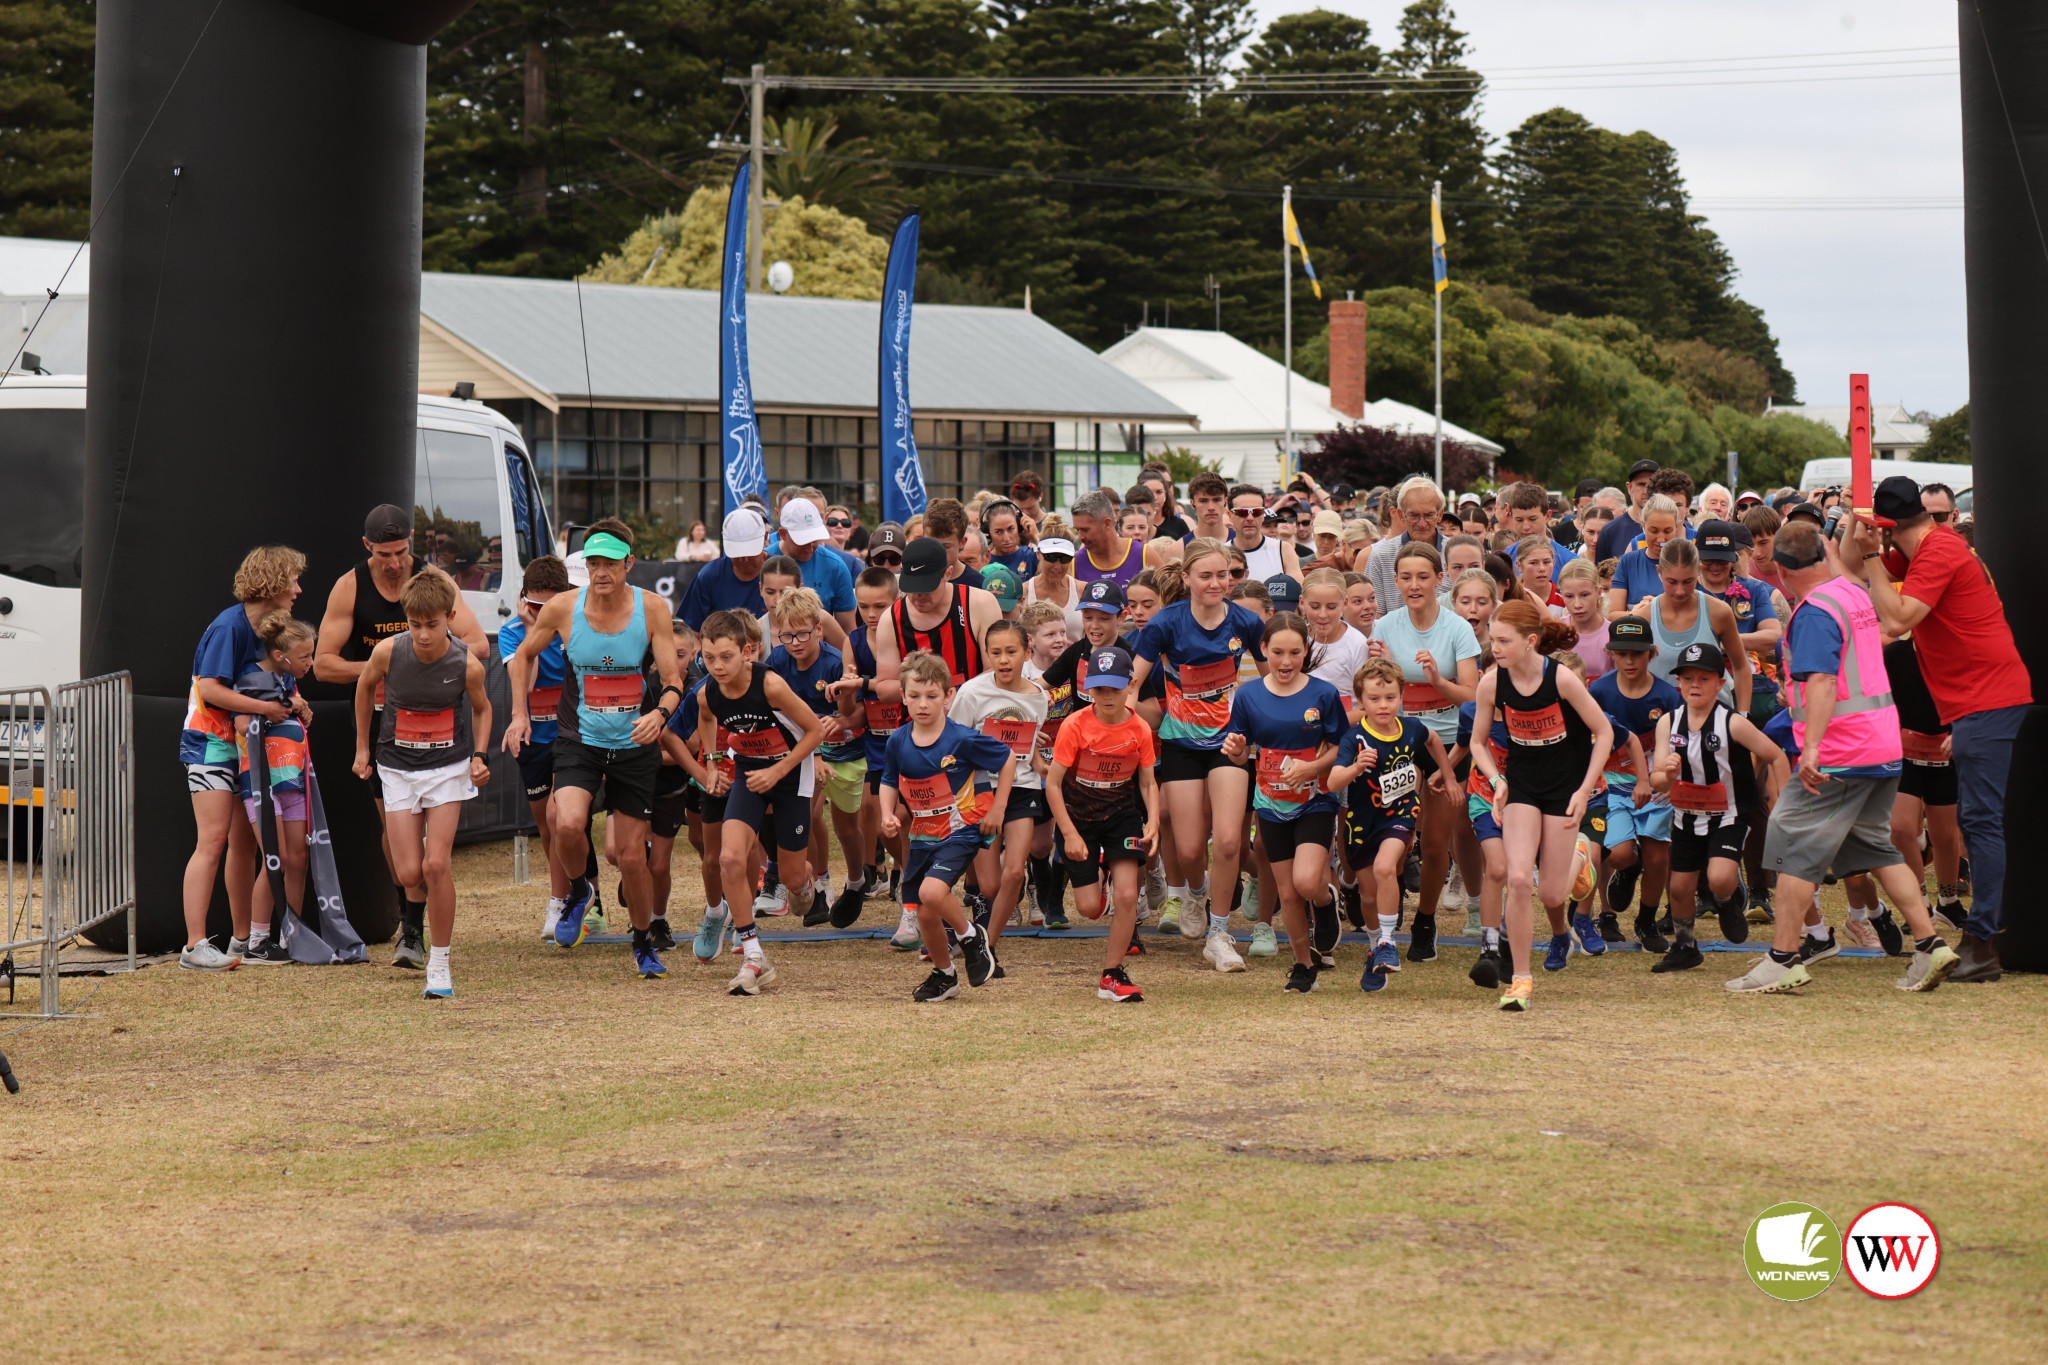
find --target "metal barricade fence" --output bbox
[2,672,134,1018]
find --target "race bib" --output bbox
[726,726,791,760]
[1073,749,1138,788]
[1505,702,1566,746]
[394,706,455,750]
[528,684,562,724]
[1669,780,1729,814]
[1176,656,1238,701]
[1467,742,1507,800]
[863,697,903,735]
[1376,762,1419,805]
[980,715,1039,757]
[1402,681,1451,713]
[1256,746,1318,806]
[583,672,642,715]
[898,772,957,839]
[1603,743,1636,775]
[1901,730,1949,765]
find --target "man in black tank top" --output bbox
[872,537,1002,694]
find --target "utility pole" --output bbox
[1283,185,1294,486]
[748,63,766,294]
[1432,179,1443,490]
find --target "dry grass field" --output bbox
[3,834,2044,1364]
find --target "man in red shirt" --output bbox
[1847,476,2032,982]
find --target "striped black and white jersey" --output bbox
[1666,700,1758,838]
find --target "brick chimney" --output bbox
[1328,296,1366,419]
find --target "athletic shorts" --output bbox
[185,762,238,794]
[999,786,1050,827]
[1671,817,1747,874]
[650,773,692,840]
[903,835,983,897]
[820,756,866,816]
[244,790,308,826]
[1763,775,1902,884]
[1504,785,1576,819]
[718,772,810,854]
[1602,794,1673,848]
[1465,794,1502,843]
[1157,743,1247,786]
[379,757,475,814]
[1060,812,1148,889]
[516,744,556,802]
[1899,759,1957,807]
[1259,809,1339,866]
[553,739,658,823]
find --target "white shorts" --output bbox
[379,758,476,814]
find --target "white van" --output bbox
[0,379,553,697]
[1795,456,1972,500]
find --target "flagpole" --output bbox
[1432,179,1443,490]
[1283,184,1293,486]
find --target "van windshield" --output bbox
[416,426,503,592]
[0,406,85,586]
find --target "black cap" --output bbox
[1675,640,1727,676]
[1784,502,1827,527]
[1575,478,1603,499]
[364,503,412,542]
[1077,578,1126,614]
[1606,617,1654,652]
[1725,520,1755,549]
[1264,574,1301,607]
[1627,459,1661,479]
[899,536,949,592]
[1870,474,1925,528]
[1330,482,1355,500]
[1695,519,1742,562]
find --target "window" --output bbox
[0,406,85,587]
[416,427,503,592]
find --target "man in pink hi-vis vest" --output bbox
[1735,520,1960,996]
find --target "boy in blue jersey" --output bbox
[827,567,911,940]
[880,652,1018,1002]
[1447,692,1513,988]
[1587,617,1683,952]
[765,588,868,928]
[1327,657,1455,991]
[499,556,584,941]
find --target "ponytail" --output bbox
[1493,599,1578,656]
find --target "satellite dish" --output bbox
[767,260,794,293]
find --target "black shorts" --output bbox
[516,744,555,801]
[1504,781,1577,819]
[1898,760,1957,807]
[1342,805,1416,869]
[1060,812,1149,888]
[650,771,692,840]
[553,739,659,823]
[1671,818,1748,874]
[1157,743,1248,786]
[715,770,810,854]
[904,835,982,896]
[1000,786,1050,826]
[1258,809,1339,865]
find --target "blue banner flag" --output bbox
[879,210,928,525]
[720,163,766,518]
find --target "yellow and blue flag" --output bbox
[1430,195,1448,295]
[1284,202,1321,300]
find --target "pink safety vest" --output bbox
[1786,576,1901,770]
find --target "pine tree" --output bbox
[0,0,94,239]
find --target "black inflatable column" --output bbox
[83,0,472,952]
[1959,1,2048,972]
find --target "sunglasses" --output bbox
[870,553,902,568]
[1231,507,1265,518]
[826,517,853,529]
[1041,552,1073,563]
[1928,511,1952,524]
[1227,566,1247,579]
[521,597,547,609]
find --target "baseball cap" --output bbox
[364,504,412,542]
[1735,489,1763,507]
[1627,459,1661,479]
[1037,537,1076,559]
[1086,644,1135,689]
[564,551,590,588]
[867,523,906,559]
[1694,519,1741,562]
[1330,483,1355,501]
[1869,474,1924,528]
[583,531,633,562]
[982,563,1022,611]
[780,499,829,546]
[722,507,768,557]
[1574,478,1602,499]
[1312,509,1344,537]
[1606,617,1654,652]
[1783,502,1827,528]
[1725,520,1755,550]
[1675,640,1727,676]
[1264,574,1302,608]
[1078,579,1126,614]
[898,537,949,593]
[1458,491,1483,508]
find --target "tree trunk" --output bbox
[519,37,547,219]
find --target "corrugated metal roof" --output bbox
[418,272,1190,423]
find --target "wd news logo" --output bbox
[1743,1201,1940,1301]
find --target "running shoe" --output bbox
[1543,933,1572,973]
[178,940,238,971]
[241,937,291,967]
[692,911,728,962]
[541,896,565,942]
[229,936,249,961]
[1934,899,1968,933]
[1571,836,1599,903]
[1724,957,1811,993]
[1097,966,1144,1003]
[1841,916,1882,950]
[634,943,668,979]
[1655,907,1675,938]
[584,888,608,937]
[1747,890,1776,926]
[423,958,454,1000]
[1468,946,1504,990]
[828,884,866,929]
[1041,906,1072,931]
[1313,899,1343,956]
[1203,930,1247,973]
[1463,905,1484,938]
[959,928,995,988]
[913,968,961,1003]
[1797,929,1841,966]
[1632,909,1669,955]
[393,924,427,969]
[1606,864,1641,915]
[755,878,788,917]
[802,887,833,928]
[1126,936,1145,956]
[1498,976,1532,1012]
[1651,941,1704,974]
[554,880,594,948]
[1571,913,1608,958]
[1896,941,1960,992]
[1361,940,1400,992]
[1313,944,1338,972]
[786,878,816,923]
[1285,962,1320,993]
[890,907,922,950]
[1156,894,1184,935]
[1869,908,1904,957]
[1714,886,1749,944]
[727,959,777,996]
[1598,910,1625,944]
[647,917,676,952]
[1406,913,1437,962]
[1178,893,1207,940]
[1248,921,1278,957]
[1240,874,1260,922]
[1402,848,1421,894]
[1340,882,1365,931]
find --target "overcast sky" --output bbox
[1263,0,1965,413]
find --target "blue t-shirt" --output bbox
[1587,671,1683,794]
[1224,676,1348,820]
[1506,536,1577,582]
[1336,714,1432,825]
[992,546,1038,579]
[1785,601,1901,779]
[676,557,767,631]
[1133,600,1268,751]
[1369,607,1481,743]
[768,642,861,763]
[881,719,1016,847]
[789,545,856,617]
[1612,549,1667,608]
[1704,574,1781,680]
[180,604,264,765]
[499,615,567,746]
[1764,704,1798,760]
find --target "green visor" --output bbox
[582,531,633,562]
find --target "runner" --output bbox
[1467,601,1613,1011]
[1634,539,1752,714]
[1301,567,1371,713]
[1228,484,1303,583]
[1557,560,1611,676]
[1183,472,1234,544]
[872,537,1003,691]
[1605,495,1686,618]
[351,569,493,1000]
[949,621,1051,951]
[1694,519,1782,716]
[922,498,987,591]
[498,556,580,941]
[984,498,1039,579]
[1879,636,1968,941]
[1023,515,1086,640]
[831,566,910,942]
[1071,491,1144,592]
[762,588,865,927]
[1589,618,1682,952]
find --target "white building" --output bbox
[1,235,90,376]
[1765,400,1929,459]
[1100,325,1502,491]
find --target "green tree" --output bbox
[1919,403,1969,464]
[583,184,890,297]
[761,114,900,225]
[0,0,93,238]
[1713,408,1848,488]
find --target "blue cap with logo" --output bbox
[1087,644,1135,689]
[1264,573,1301,608]
[1078,579,1126,614]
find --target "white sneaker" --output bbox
[1445,861,1467,905]
[891,907,921,949]
[787,878,816,922]
[728,958,777,995]
[423,958,454,999]
[541,896,565,942]
[1156,893,1184,934]
[1724,957,1811,994]
[755,881,789,916]
[178,940,238,971]
[227,937,249,961]
[1203,929,1247,973]
[1179,894,1208,940]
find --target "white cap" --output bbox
[780,499,829,547]
[564,551,590,587]
[723,507,767,557]
[1037,537,1076,557]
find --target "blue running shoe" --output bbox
[1359,939,1399,992]
[692,911,728,963]
[555,879,594,948]
[634,942,668,979]
[1571,913,1608,957]
[1543,932,1572,972]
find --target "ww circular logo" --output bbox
[1743,1201,1840,1300]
